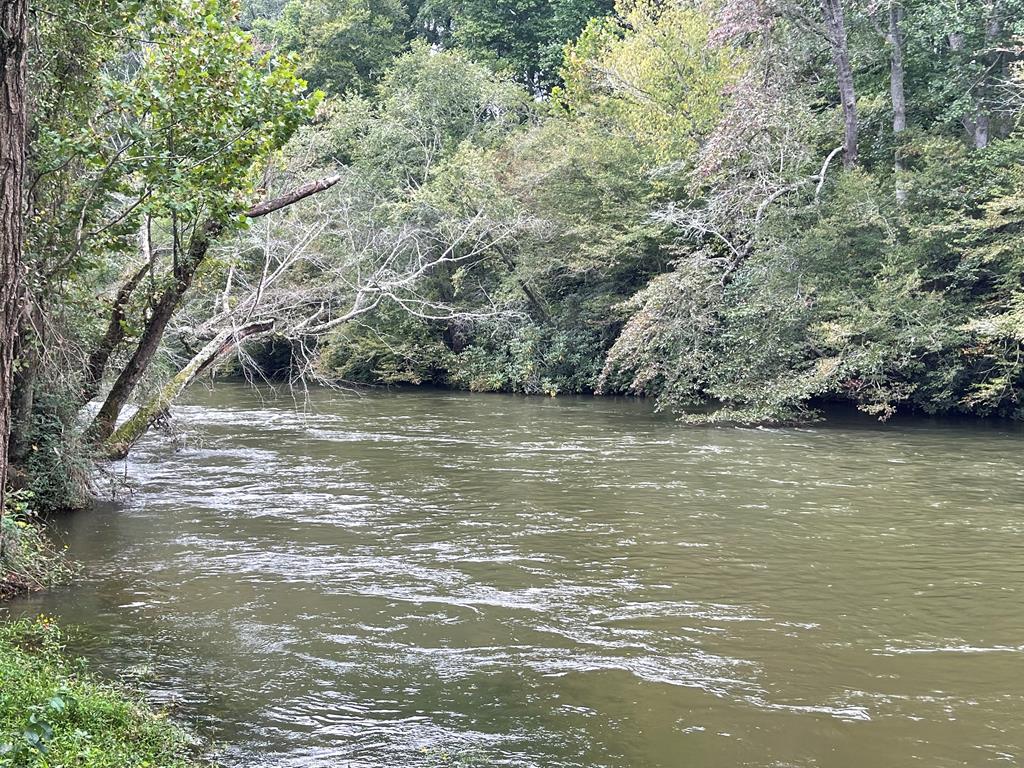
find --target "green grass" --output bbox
[0,618,206,767]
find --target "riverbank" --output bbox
[0,494,71,602]
[0,616,206,766]
[2,501,206,768]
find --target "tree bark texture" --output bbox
[0,0,29,533]
[888,2,907,204]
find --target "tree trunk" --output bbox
[8,300,41,468]
[972,7,1002,150]
[78,261,150,408]
[820,0,858,168]
[103,320,273,459]
[888,1,907,204]
[974,114,990,149]
[89,220,223,443]
[949,9,1001,150]
[0,0,29,540]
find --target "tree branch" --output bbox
[244,175,342,219]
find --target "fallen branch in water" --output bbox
[103,320,274,459]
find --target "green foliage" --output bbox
[0,493,72,601]
[941,144,1024,416]
[321,311,454,385]
[600,260,728,415]
[25,2,129,259]
[422,0,614,90]
[108,0,316,226]
[604,131,1024,424]
[450,323,605,395]
[259,0,411,94]
[0,618,203,766]
[556,0,741,163]
[19,393,94,513]
[317,2,738,398]
[331,42,534,190]
[27,0,315,286]
[240,0,288,25]
[899,0,1024,138]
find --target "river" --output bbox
[8,384,1024,767]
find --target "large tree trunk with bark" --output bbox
[0,0,29,538]
[820,0,858,168]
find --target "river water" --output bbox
[8,384,1024,767]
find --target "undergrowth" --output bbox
[0,492,72,602]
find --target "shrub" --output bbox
[0,492,72,601]
[19,392,94,513]
[450,323,605,395]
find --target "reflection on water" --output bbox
[8,385,1024,767]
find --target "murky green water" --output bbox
[8,384,1024,766]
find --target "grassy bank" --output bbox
[0,617,205,767]
[2,494,205,767]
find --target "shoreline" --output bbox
[1,507,209,767]
[0,614,209,767]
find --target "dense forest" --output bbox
[0,0,1022,517]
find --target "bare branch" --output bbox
[244,175,342,218]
